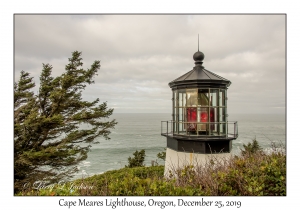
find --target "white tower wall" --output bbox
[164,148,232,177]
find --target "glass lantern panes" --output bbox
[186,89,197,107]
[198,89,209,107]
[210,89,218,106]
[197,107,208,133]
[219,107,226,135]
[210,107,218,134]
[219,89,225,106]
[178,89,186,107]
[172,88,227,137]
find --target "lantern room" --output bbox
[161,49,238,155]
[172,87,227,137]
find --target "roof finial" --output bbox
[193,34,205,66]
[198,34,199,52]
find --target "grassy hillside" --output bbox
[17,140,286,196]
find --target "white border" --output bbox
[2,1,297,209]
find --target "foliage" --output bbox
[157,148,166,161]
[17,141,285,196]
[14,51,117,193]
[241,138,262,156]
[126,149,146,168]
[17,166,165,196]
[166,141,285,196]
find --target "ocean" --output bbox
[74,113,286,179]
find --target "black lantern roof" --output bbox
[169,50,231,90]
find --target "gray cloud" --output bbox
[15,14,285,114]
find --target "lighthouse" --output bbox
[161,47,238,175]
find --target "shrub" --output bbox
[17,140,285,196]
[126,149,146,168]
[157,148,166,161]
[241,138,262,156]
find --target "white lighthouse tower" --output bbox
[161,47,238,175]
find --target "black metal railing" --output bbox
[161,120,238,139]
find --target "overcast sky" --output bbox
[14,14,285,114]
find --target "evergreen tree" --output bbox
[241,138,262,156]
[14,51,117,193]
[126,150,146,168]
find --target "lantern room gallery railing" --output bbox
[161,121,238,139]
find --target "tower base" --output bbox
[164,148,232,178]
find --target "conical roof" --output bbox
[169,51,231,89]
